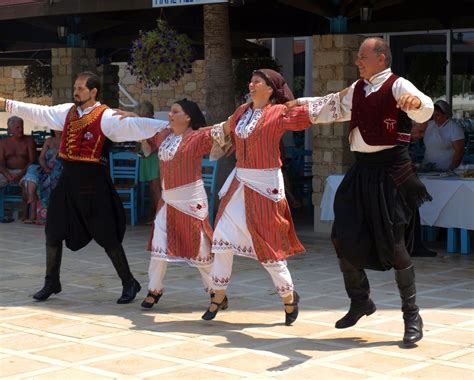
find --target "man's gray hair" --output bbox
[7,116,23,132]
[134,101,154,118]
[366,37,392,68]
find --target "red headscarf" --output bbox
[253,68,294,104]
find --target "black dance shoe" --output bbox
[117,278,141,304]
[33,280,62,301]
[335,299,376,329]
[403,313,424,345]
[141,292,162,308]
[201,296,229,320]
[284,291,300,326]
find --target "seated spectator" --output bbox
[0,116,36,220]
[414,100,465,171]
[0,116,36,186]
[22,131,62,224]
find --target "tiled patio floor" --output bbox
[0,221,473,379]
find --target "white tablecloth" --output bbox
[320,174,474,230]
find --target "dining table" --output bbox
[320,173,474,253]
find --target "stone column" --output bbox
[203,3,235,123]
[97,64,120,108]
[203,3,236,211]
[50,48,97,104]
[311,35,363,234]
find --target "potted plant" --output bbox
[128,20,195,87]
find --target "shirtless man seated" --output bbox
[0,116,36,217]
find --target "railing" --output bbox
[118,83,139,109]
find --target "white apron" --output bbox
[151,179,212,267]
[213,168,285,259]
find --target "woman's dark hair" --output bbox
[175,98,206,130]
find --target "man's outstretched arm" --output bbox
[0,97,71,131]
[100,109,169,142]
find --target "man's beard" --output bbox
[74,96,92,107]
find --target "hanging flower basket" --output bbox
[128,20,195,87]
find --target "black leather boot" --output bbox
[33,244,63,301]
[395,265,423,345]
[104,244,141,304]
[118,278,142,304]
[335,258,376,329]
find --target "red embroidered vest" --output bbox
[349,74,411,146]
[59,104,109,164]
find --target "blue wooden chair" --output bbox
[109,151,140,226]
[292,149,313,211]
[463,133,474,164]
[409,139,425,163]
[0,127,9,140]
[0,184,23,219]
[140,181,150,218]
[202,158,219,227]
[422,226,438,242]
[448,228,471,255]
[31,130,50,147]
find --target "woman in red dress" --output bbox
[202,69,340,324]
[138,99,226,309]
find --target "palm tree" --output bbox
[203,3,236,201]
[203,3,235,124]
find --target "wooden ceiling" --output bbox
[0,0,472,65]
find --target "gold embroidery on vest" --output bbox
[59,104,108,162]
[91,134,103,159]
[67,105,108,134]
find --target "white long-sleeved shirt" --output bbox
[299,68,434,152]
[5,100,169,142]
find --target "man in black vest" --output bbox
[289,37,434,346]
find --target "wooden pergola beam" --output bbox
[0,0,153,21]
[276,0,337,18]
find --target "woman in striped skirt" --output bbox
[202,69,341,324]
[118,99,227,309]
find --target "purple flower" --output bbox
[127,20,195,85]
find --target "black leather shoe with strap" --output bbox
[141,292,162,308]
[201,296,229,320]
[284,291,300,326]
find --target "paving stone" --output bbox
[0,221,472,378]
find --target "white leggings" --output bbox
[210,251,294,297]
[148,257,213,294]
